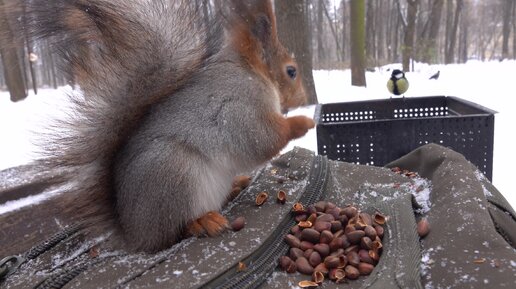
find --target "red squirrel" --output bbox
[19,0,315,252]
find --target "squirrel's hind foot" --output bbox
[186,211,229,237]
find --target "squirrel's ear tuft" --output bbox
[230,0,277,48]
[251,14,273,46]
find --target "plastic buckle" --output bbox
[0,255,25,279]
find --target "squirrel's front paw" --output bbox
[228,175,252,201]
[186,211,229,237]
[287,116,315,139]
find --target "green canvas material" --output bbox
[0,144,514,289]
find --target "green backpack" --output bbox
[1,144,515,288]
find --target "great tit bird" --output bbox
[387,69,409,96]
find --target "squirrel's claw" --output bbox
[187,211,229,237]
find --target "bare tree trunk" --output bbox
[275,0,318,104]
[502,0,513,59]
[480,27,495,62]
[22,4,37,94]
[316,0,326,66]
[333,4,342,62]
[376,0,385,62]
[445,0,463,64]
[20,47,28,95]
[401,0,419,72]
[366,0,376,66]
[489,31,503,61]
[0,0,27,101]
[394,0,400,62]
[458,1,469,63]
[386,0,395,61]
[513,0,516,58]
[25,43,37,94]
[321,1,342,62]
[341,0,347,61]
[0,60,5,88]
[350,0,366,87]
[444,0,453,60]
[393,5,400,62]
[422,0,444,63]
[477,2,487,61]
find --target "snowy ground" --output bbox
[0,61,515,209]
[293,60,516,210]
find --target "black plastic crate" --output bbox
[314,96,496,180]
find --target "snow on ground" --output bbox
[289,60,516,209]
[0,61,515,209]
[0,85,73,169]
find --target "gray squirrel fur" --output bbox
[13,0,314,252]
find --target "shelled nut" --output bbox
[280,201,387,285]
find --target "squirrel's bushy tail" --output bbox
[19,0,223,230]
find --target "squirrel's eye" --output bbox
[286,65,297,80]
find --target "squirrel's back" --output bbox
[16,0,312,252]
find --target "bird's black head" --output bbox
[391,69,404,79]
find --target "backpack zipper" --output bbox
[201,155,329,289]
[4,155,328,289]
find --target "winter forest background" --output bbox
[1,0,515,102]
[1,1,516,208]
